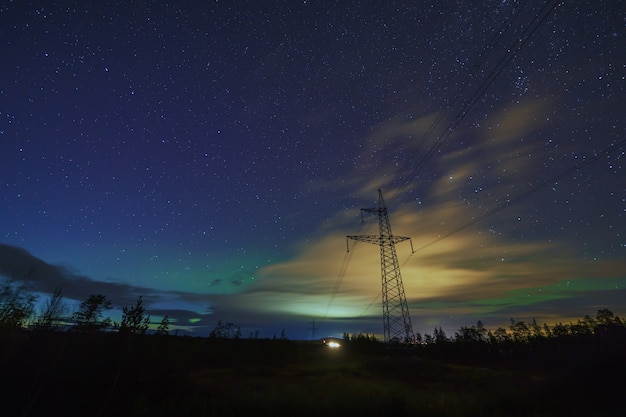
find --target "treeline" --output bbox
[420,308,624,345]
[341,308,624,346]
[340,309,626,369]
[3,276,625,346]
[0,277,297,367]
[0,278,167,334]
[427,310,625,368]
[0,278,290,341]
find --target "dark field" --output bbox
[2,330,625,417]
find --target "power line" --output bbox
[320,243,354,324]
[390,0,561,207]
[414,138,626,253]
[391,0,531,167]
[322,1,563,324]
[359,292,380,318]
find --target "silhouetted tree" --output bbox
[551,322,570,337]
[455,326,473,343]
[596,308,615,323]
[347,333,380,343]
[595,308,623,332]
[0,278,36,329]
[455,321,487,343]
[489,327,510,343]
[71,294,112,332]
[509,319,531,343]
[582,314,597,332]
[156,314,170,335]
[570,319,593,336]
[476,320,487,341]
[529,318,544,339]
[120,296,150,335]
[209,320,241,339]
[34,286,67,330]
[433,326,448,343]
[342,332,382,353]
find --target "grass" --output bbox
[3,333,624,417]
[129,346,566,417]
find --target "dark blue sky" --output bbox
[1,1,624,339]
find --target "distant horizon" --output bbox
[11,274,625,342]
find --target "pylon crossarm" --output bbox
[347,234,380,246]
[347,235,411,246]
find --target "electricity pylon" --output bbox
[347,189,415,344]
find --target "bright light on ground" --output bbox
[324,340,341,348]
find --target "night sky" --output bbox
[1,1,624,339]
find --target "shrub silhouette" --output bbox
[71,294,112,332]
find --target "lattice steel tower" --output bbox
[347,190,415,343]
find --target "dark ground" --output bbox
[1,330,625,417]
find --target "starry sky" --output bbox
[1,1,624,339]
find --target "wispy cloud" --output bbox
[230,97,625,334]
[0,242,213,321]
